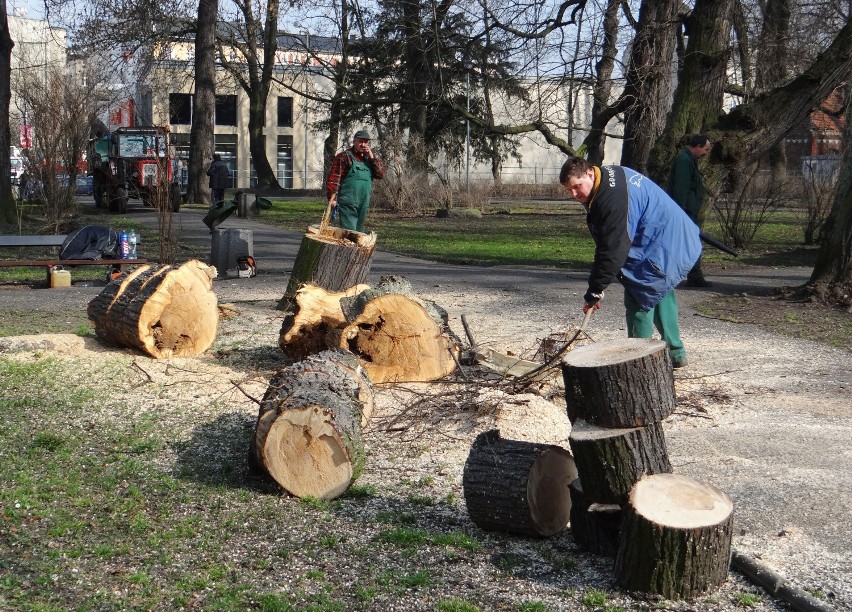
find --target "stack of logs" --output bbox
[251,276,462,500]
[562,338,734,600]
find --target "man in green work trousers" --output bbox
[667,134,713,287]
[326,130,385,233]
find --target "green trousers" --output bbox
[624,290,686,363]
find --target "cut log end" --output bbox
[630,472,733,528]
[563,338,668,368]
[262,405,354,500]
[341,293,458,383]
[527,447,579,535]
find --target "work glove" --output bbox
[583,290,604,314]
[331,204,339,221]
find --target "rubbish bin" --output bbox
[236,192,260,218]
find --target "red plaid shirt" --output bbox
[326,148,385,197]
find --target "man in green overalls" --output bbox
[326,130,385,232]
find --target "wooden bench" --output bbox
[0,234,148,284]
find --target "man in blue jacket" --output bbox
[559,157,702,368]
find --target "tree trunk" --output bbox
[568,479,622,557]
[810,91,852,287]
[615,473,734,600]
[87,260,219,358]
[561,338,675,427]
[647,0,735,183]
[569,420,672,505]
[279,283,370,361]
[277,225,376,311]
[0,12,14,224]
[582,0,620,166]
[619,0,681,173]
[253,349,371,500]
[186,0,218,205]
[463,429,578,537]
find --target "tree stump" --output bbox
[561,338,675,427]
[568,479,622,557]
[278,283,370,361]
[87,260,218,358]
[252,349,372,500]
[277,225,376,311]
[568,419,672,505]
[463,429,578,537]
[615,473,734,600]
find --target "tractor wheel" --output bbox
[94,183,105,209]
[110,187,128,214]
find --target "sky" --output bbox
[7,0,46,20]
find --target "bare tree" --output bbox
[0,12,15,225]
[185,0,217,204]
[810,88,852,292]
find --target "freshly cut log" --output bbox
[87,260,218,358]
[278,283,370,360]
[340,293,458,383]
[463,429,578,537]
[568,479,622,557]
[277,225,376,311]
[561,338,675,427]
[252,349,372,500]
[615,473,734,600]
[568,419,671,504]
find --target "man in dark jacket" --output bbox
[667,134,712,287]
[560,156,702,368]
[206,154,230,205]
[326,130,385,232]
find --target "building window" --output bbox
[215,95,238,126]
[169,93,192,125]
[278,97,293,127]
[277,135,293,188]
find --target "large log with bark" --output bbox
[568,419,672,505]
[252,349,373,500]
[561,338,675,427]
[87,260,218,358]
[615,473,734,600]
[277,225,376,311]
[280,276,460,384]
[463,429,578,537]
[279,283,370,361]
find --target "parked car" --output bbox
[57,173,95,196]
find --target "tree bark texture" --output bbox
[618,0,681,173]
[463,430,578,537]
[277,225,377,311]
[87,260,218,358]
[568,479,622,557]
[647,0,735,183]
[615,473,734,600]
[561,338,675,427]
[810,91,852,286]
[253,349,371,500]
[569,420,672,505]
[279,283,370,361]
[186,0,217,205]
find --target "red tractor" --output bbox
[88,126,182,213]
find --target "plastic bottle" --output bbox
[118,229,129,259]
[128,228,137,259]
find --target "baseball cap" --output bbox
[353,130,371,140]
